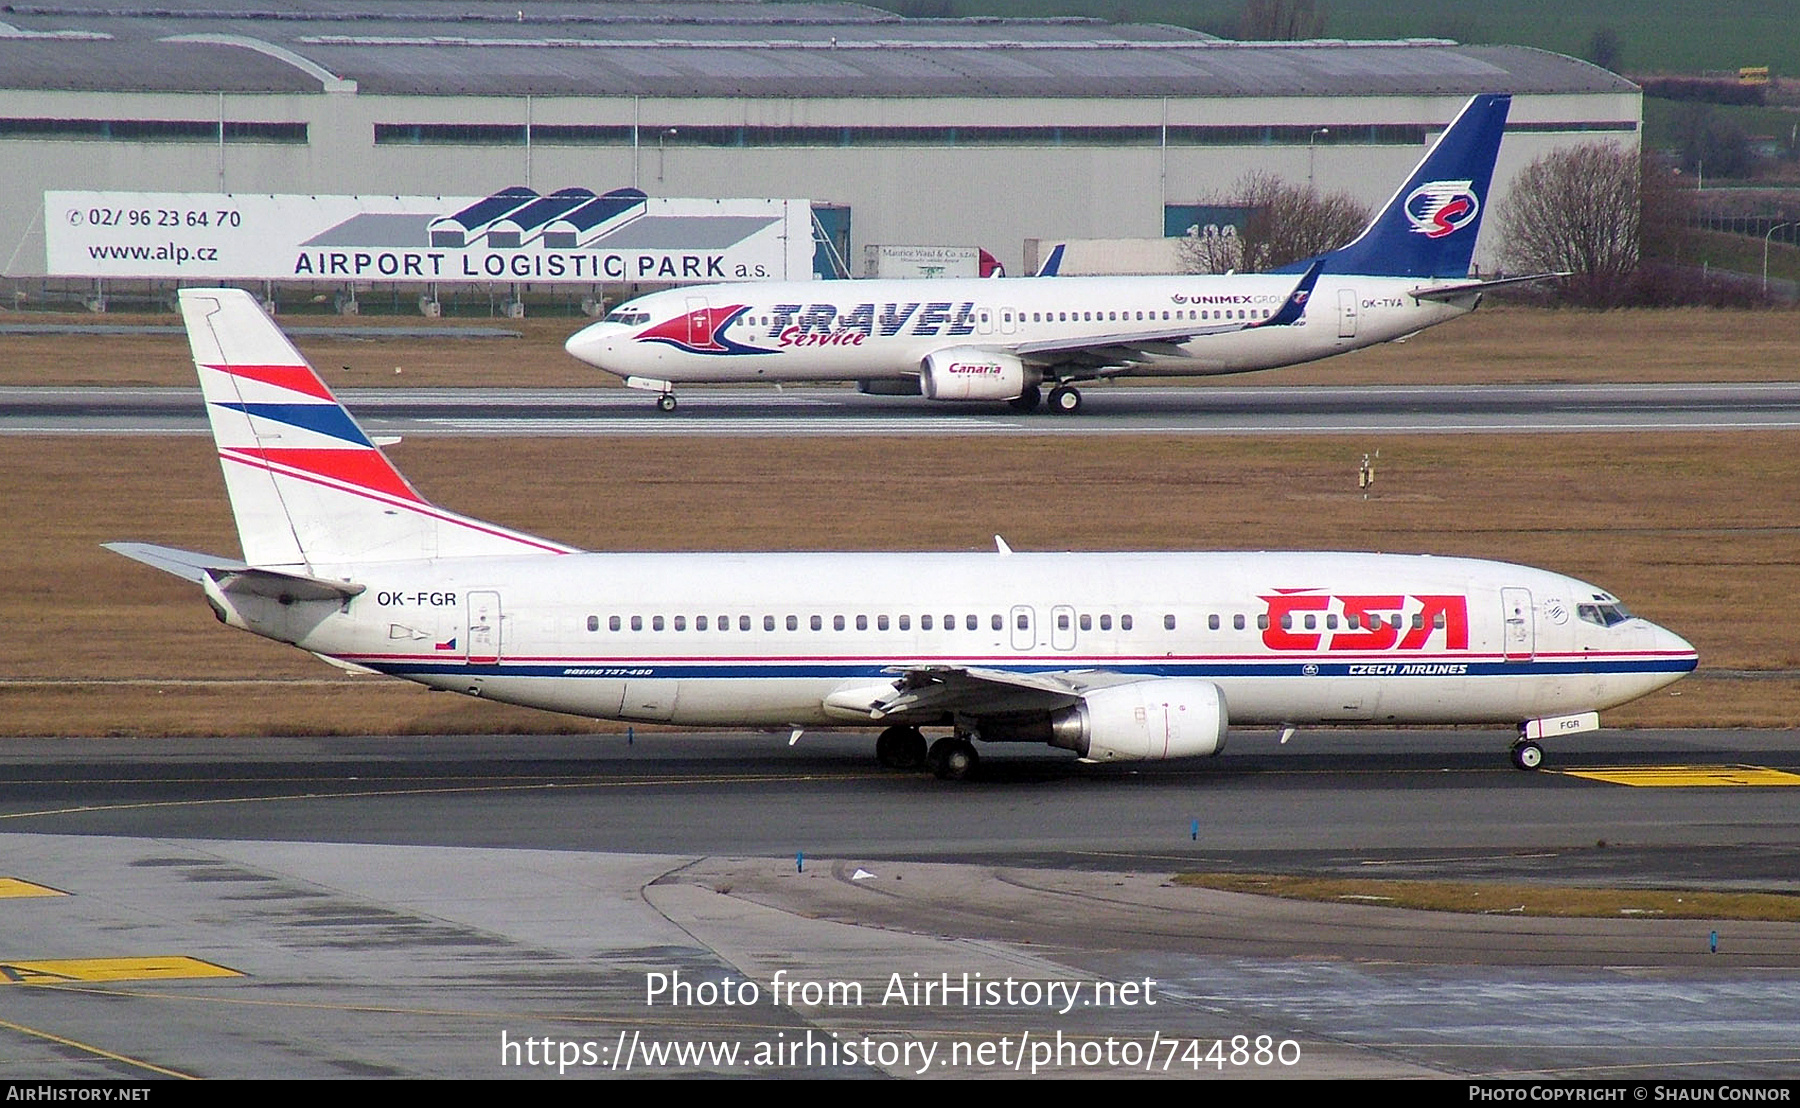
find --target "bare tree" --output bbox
[1178,171,1370,274]
[1240,0,1327,40]
[1584,26,1624,72]
[1496,143,1639,308]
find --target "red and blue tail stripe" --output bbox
[179,288,575,567]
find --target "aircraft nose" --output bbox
[1650,620,1699,673]
[564,322,621,371]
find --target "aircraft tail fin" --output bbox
[1291,93,1511,280]
[178,288,576,570]
[1036,243,1066,277]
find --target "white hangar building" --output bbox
[0,0,1640,287]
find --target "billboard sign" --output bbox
[45,187,813,283]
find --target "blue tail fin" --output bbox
[1289,94,1511,280]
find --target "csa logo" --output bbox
[1403,180,1480,239]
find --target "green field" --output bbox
[875,0,1800,76]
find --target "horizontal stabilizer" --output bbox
[1407,272,1569,302]
[206,566,365,603]
[104,541,362,602]
[103,541,245,584]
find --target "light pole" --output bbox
[1763,220,1795,294]
[1308,127,1329,190]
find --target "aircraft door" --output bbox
[1050,605,1077,650]
[1010,605,1036,650]
[1000,307,1018,335]
[1501,588,1535,661]
[683,296,712,346]
[1337,289,1359,338]
[466,590,501,665]
[977,306,994,335]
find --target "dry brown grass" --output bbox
[3,430,1796,737]
[1173,873,1800,921]
[6,303,1800,389]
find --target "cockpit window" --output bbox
[604,309,652,325]
[1577,602,1632,627]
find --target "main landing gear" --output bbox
[655,392,677,412]
[875,726,979,780]
[875,725,928,770]
[927,735,979,781]
[1510,738,1544,771]
[1007,384,1083,414]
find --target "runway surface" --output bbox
[6,381,1800,436]
[4,728,1799,1079]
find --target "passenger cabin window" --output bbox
[652,616,665,631]
[587,616,599,632]
[1164,614,1177,630]
[921,615,933,631]
[631,615,644,631]
[812,616,823,631]
[1121,615,1133,631]
[1233,614,1245,631]
[787,615,799,631]
[610,616,622,632]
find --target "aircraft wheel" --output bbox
[1511,740,1544,771]
[1008,384,1042,412]
[876,725,928,770]
[927,736,979,781]
[1049,386,1082,414]
[656,393,677,412]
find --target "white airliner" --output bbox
[566,94,1549,413]
[110,288,1694,778]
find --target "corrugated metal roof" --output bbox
[0,2,1633,99]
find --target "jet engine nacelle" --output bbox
[1048,679,1228,762]
[919,347,1027,402]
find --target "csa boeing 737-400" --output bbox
[107,288,1695,779]
[565,94,1551,413]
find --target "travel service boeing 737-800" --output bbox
[565,93,1549,413]
[107,288,1694,778]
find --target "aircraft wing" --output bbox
[865,664,1149,719]
[1010,259,1324,368]
[1407,272,1567,302]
